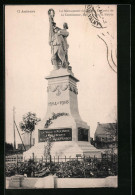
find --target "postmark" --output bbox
[84,5,107,29]
[85,5,117,73]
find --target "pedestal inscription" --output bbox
[39,128,72,142]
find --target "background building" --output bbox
[93,122,117,149]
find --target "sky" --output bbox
[5,5,117,146]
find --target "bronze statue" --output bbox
[48,9,69,69]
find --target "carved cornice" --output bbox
[47,83,78,96]
[68,84,78,94]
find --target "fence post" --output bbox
[16,155,17,165]
[50,155,52,163]
[84,156,86,178]
[16,155,18,174]
[94,155,95,170]
[106,153,108,176]
[32,153,34,162]
[111,153,113,174]
[58,156,59,163]
[65,156,66,162]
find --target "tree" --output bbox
[19,112,41,148]
[44,134,56,163]
[44,136,52,158]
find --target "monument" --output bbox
[23,9,101,159]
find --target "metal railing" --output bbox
[5,154,118,178]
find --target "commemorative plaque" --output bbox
[78,127,88,141]
[39,128,72,142]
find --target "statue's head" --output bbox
[48,9,55,18]
[63,22,68,29]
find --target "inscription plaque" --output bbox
[78,127,88,141]
[39,128,72,142]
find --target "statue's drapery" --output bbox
[48,9,69,69]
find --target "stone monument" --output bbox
[23,9,101,159]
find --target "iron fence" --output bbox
[5,153,118,178]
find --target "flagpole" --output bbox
[13,106,16,151]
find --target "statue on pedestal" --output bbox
[48,9,69,69]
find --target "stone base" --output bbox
[23,141,101,160]
[9,175,24,188]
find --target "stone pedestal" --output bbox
[23,68,101,159]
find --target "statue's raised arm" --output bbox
[48,9,70,70]
[48,9,55,46]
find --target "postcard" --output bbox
[5,5,117,189]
